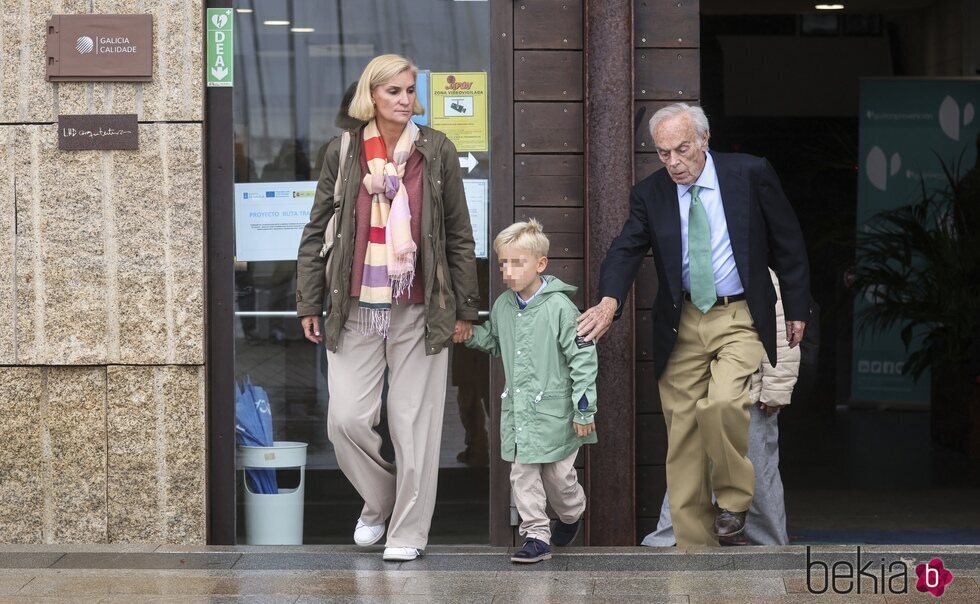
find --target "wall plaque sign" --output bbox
[58,114,139,151]
[46,15,153,82]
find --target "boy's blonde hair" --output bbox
[493,219,550,258]
[348,54,426,121]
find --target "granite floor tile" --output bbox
[0,576,35,596]
[565,554,734,573]
[491,576,593,595]
[785,572,979,596]
[401,554,569,572]
[921,553,980,570]
[689,596,885,604]
[99,597,299,604]
[0,545,158,554]
[884,598,980,604]
[296,597,492,604]
[0,554,63,569]
[492,597,690,604]
[588,577,670,595]
[0,597,103,604]
[233,554,391,572]
[0,546,976,603]
[399,577,507,595]
[421,547,521,555]
[51,552,240,570]
[400,575,592,595]
[152,545,368,554]
[593,576,786,595]
[17,574,409,597]
[286,576,410,596]
[17,576,219,597]
[730,552,805,570]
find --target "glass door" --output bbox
[231,0,493,544]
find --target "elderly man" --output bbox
[577,103,810,547]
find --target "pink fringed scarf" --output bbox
[358,119,419,336]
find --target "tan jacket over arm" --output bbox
[749,269,801,407]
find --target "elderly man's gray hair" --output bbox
[648,103,710,141]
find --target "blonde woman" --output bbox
[296,54,479,561]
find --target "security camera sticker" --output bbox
[444,96,474,117]
[430,72,487,152]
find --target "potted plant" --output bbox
[848,153,980,460]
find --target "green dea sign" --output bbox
[207,8,233,87]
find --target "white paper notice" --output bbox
[235,181,316,261]
[463,179,489,258]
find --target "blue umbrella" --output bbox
[235,377,278,493]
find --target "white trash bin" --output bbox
[238,441,308,545]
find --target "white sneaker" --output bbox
[383,547,422,561]
[353,519,385,546]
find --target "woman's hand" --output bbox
[757,401,781,417]
[301,316,323,344]
[452,320,473,343]
[575,422,595,437]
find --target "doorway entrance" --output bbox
[228,0,495,544]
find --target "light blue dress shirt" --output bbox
[677,151,744,296]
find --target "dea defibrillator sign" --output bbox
[207,9,233,87]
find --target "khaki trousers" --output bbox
[658,299,764,547]
[510,450,586,542]
[326,302,449,549]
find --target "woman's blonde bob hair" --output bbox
[348,54,425,121]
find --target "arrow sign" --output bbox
[207,9,233,88]
[459,152,479,174]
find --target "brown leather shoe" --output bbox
[713,509,747,538]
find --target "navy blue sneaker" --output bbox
[551,518,582,546]
[510,538,552,564]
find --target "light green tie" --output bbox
[688,185,717,313]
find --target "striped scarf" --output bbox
[358,119,419,336]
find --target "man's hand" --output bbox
[786,320,806,348]
[301,315,322,344]
[576,297,618,342]
[452,320,473,343]
[757,401,781,417]
[574,421,595,437]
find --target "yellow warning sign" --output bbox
[430,72,488,152]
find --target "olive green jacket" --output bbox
[465,276,598,464]
[296,125,480,355]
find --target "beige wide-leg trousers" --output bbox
[326,302,449,550]
[658,298,765,547]
[510,450,586,542]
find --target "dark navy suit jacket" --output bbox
[598,152,811,378]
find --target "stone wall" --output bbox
[0,1,205,544]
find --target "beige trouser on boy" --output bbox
[326,302,449,550]
[510,450,585,542]
[658,299,765,547]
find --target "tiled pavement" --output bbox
[0,545,977,602]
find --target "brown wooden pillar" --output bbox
[584,0,637,545]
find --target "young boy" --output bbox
[464,219,598,564]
